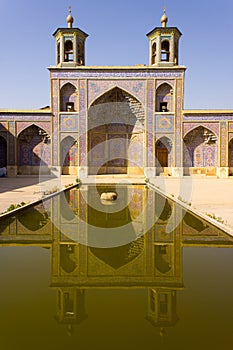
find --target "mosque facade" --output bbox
[1,10,233,178]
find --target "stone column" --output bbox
[79,80,88,178]
[170,35,175,64]
[156,35,161,65]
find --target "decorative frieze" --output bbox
[183,115,233,121]
[51,71,183,79]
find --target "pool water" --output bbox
[0,185,232,350]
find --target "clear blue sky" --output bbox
[0,0,233,110]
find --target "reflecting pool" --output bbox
[0,185,233,350]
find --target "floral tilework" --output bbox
[156,115,174,132]
[60,115,78,132]
[147,80,154,167]
[220,122,227,167]
[88,80,146,107]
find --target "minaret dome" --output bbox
[147,9,182,66]
[53,8,88,67]
[66,7,74,28]
[160,8,168,27]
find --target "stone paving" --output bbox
[0,175,233,234]
[149,177,233,231]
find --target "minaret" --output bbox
[53,8,88,67]
[147,8,182,66]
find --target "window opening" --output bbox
[78,43,84,65]
[66,102,74,112]
[57,42,60,64]
[160,102,168,112]
[161,41,170,61]
[152,43,156,64]
[159,294,168,316]
[64,40,74,62]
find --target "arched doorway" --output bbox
[155,137,172,175]
[18,125,50,175]
[60,136,78,175]
[88,87,144,175]
[228,138,233,175]
[183,126,217,176]
[0,136,7,168]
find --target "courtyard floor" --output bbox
[0,175,233,234]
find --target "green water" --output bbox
[0,185,232,350]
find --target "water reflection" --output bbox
[0,185,233,345]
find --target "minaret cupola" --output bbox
[53,8,88,67]
[147,8,182,67]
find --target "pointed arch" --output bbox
[18,124,50,175]
[89,85,144,110]
[183,123,218,139]
[88,87,144,175]
[60,83,77,112]
[183,126,218,170]
[0,135,7,168]
[228,138,233,174]
[156,83,173,112]
[155,136,173,175]
[17,205,49,232]
[17,122,51,137]
[60,136,78,175]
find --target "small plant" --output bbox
[65,183,74,188]
[178,195,191,206]
[75,177,82,188]
[0,201,28,215]
[145,178,149,183]
[42,186,60,197]
[205,213,224,224]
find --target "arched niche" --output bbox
[88,87,144,175]
[156,83,173,112]
[0,135,7,168]
[60,136,78,175]
[183,126,218,175]
[60,83,77,112]
[155,136,172,175]
[228,138,233,175]
[18,124,51,175]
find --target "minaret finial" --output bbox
[161,6,168,27]
[66,6,74,28]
